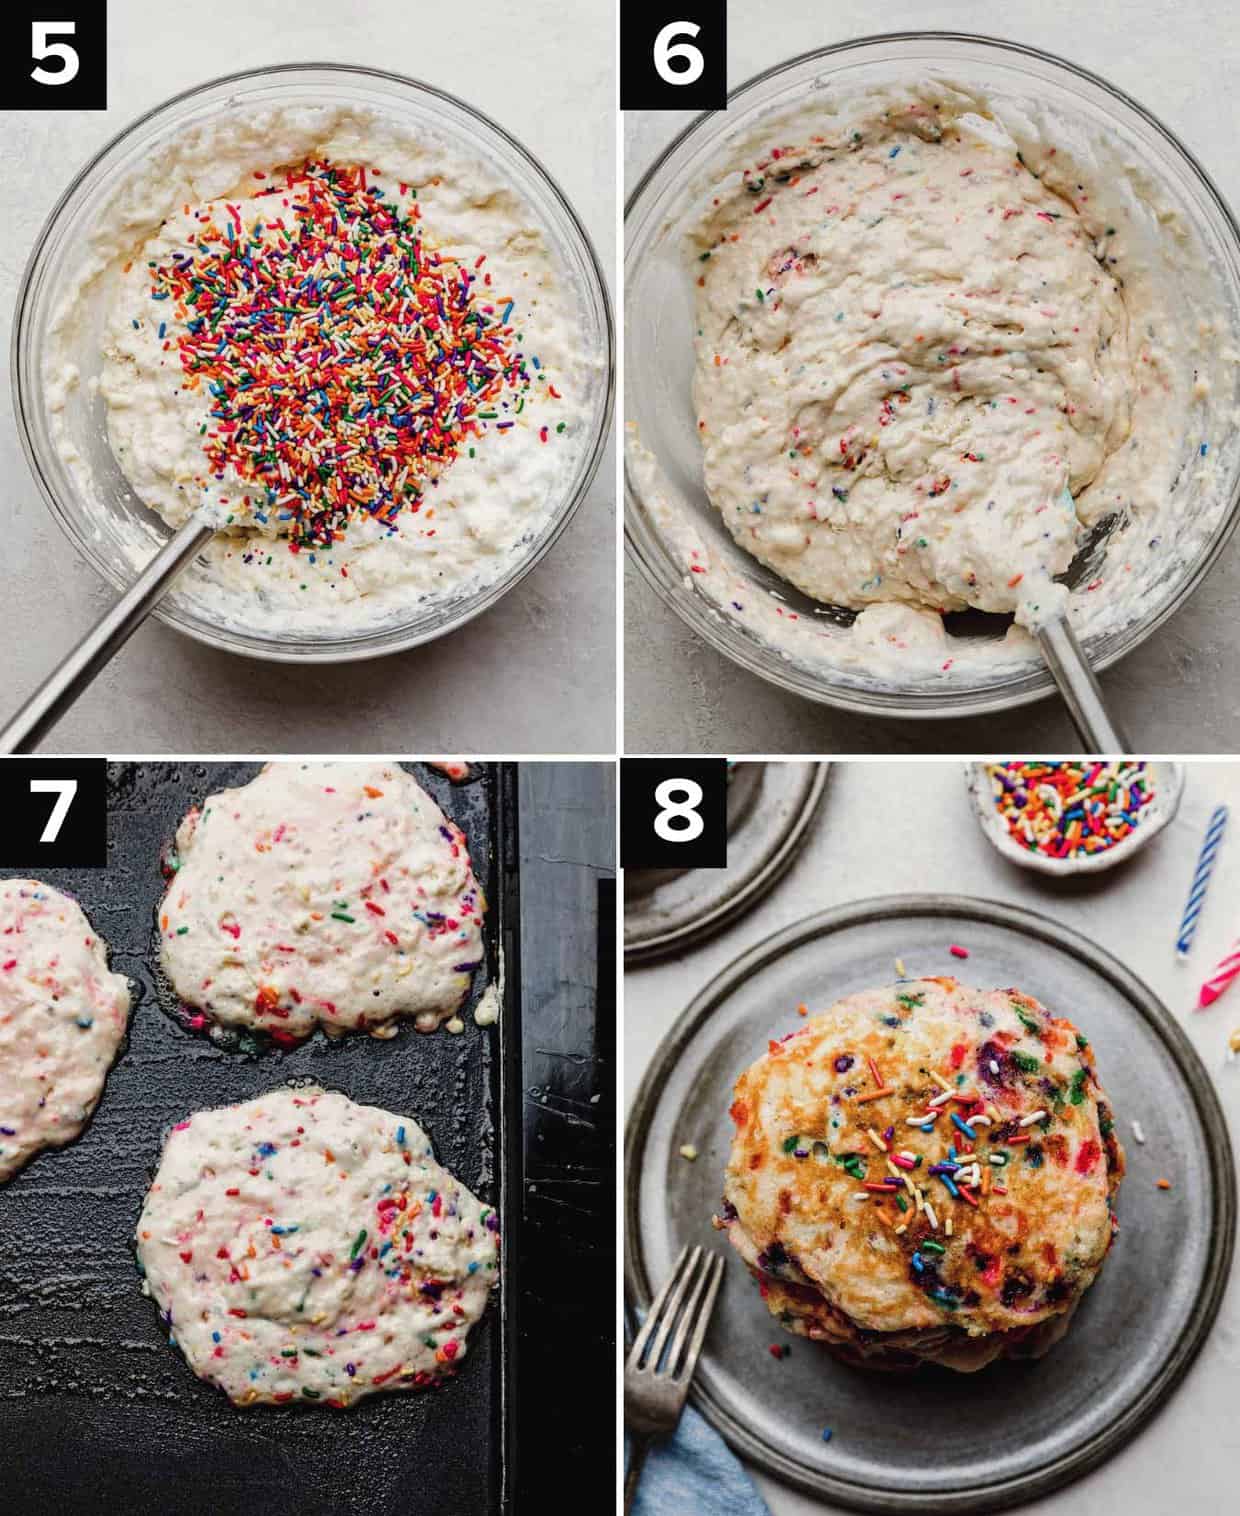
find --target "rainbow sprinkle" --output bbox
[985,761,1155,860]
[147,159,548,549]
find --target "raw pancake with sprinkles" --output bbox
[0,878,131,1182]
[135,1085,499,1407]
[158,762,484,1041]
[717,978,1124,1371]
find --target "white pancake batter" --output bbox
[692,95,1155,632]
[630,77,1235,688]
[135,1085,498,1407]
[0,878,131,1182]
[159,762,484,1041]
[46,105,594,636]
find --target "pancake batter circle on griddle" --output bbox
[135,1085,499,1406]
[0,878,131,1183]
[158,762,484,1041]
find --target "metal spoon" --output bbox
[0,518,215,754]
[1036,613,1130,754]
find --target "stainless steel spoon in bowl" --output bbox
[1036,613,1131,754]
[1034,513,1132,753]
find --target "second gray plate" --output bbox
[625,895,1235,1512]
[624,762,828,961]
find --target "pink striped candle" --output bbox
[1197,939,1240,1009]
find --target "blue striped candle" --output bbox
[1176,805,1229,957]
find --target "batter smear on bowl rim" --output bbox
[158,761,484,1042]
[73,106,589,633]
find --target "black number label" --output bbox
[621,759,727,870]
[621,2,726,112]
[0,759,107,867]
[4,4,106,110]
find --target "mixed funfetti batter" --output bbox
[47,105,593,635]
[0,879,131,1183]
[158,761,486,1043]
[634,80,1227,684]
[717,979,1124,1371]
[135,1086,499,1408]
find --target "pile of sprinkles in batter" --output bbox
[145,158,555,549]
[985,761,1155,860]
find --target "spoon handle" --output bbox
[0,518,215,754]
[1036,613,1131,754]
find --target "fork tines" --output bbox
[627,1244,725,1383]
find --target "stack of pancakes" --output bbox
[718,978,1124,1371]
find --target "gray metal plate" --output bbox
[625,895,1235,1512]
[624,762,828,961]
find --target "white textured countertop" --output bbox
[624,0,1240,754]
[1,0,614,754]
[624,760,1240,1514]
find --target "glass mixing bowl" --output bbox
[14,63,614,663]
[625,33,1240,717]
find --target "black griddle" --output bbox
[511,768,616,1504]
[0,762,519,1515]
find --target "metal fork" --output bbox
[624,1245,725,1514]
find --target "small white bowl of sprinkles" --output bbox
[966,761,1184,877]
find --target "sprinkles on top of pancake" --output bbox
[718,977,1124,1371]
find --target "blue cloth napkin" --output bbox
[627,1405,771,1515]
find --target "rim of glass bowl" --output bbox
[624,32,1240,718]
[14,61,615,665]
